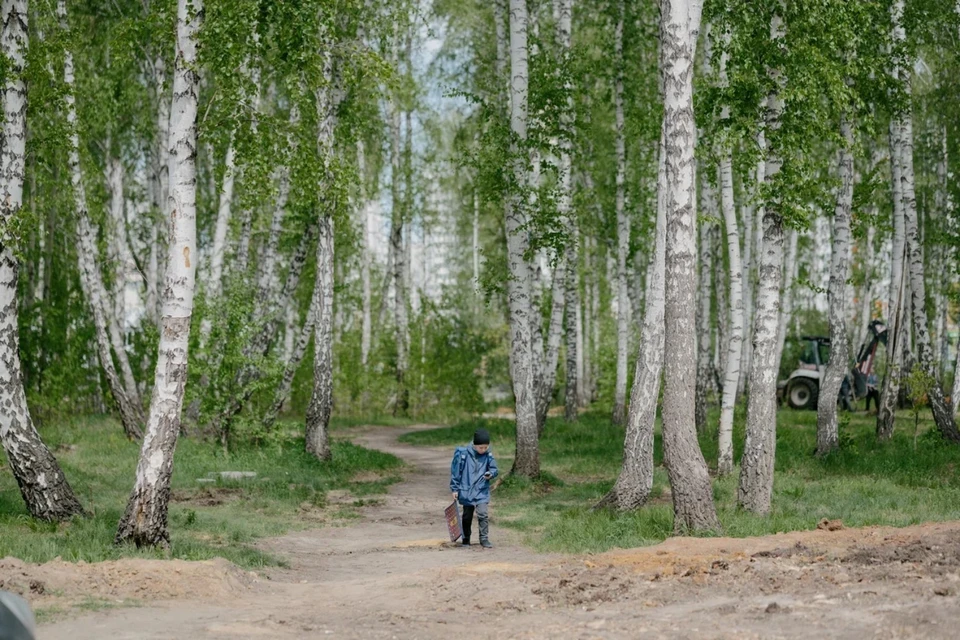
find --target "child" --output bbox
[449,428,499,548]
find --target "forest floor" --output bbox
[15,423,958,638]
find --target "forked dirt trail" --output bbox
[35,426,960,639]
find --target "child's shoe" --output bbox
[480,539,493,548]
[461,538,471,546]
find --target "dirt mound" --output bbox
[0,556,258,610]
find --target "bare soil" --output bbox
[17,425,960,639]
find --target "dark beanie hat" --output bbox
[473,428,490,445]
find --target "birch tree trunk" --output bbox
[774,228,799,377]
[116,0,201,547]
[895,53,959,442]
[263,294,318,430]
[106,157,140,331]
[305,216,334,460]
[535,254,567,432]
[389,26,409,415]
[695,181,714,434]
[659,0,719,534]
[597,146,666,511]
[148,54,171,325]
[358,139,373,367]
[611,0,629,427]
[738,182,754,399]
[717,154,742,476]
[60,1,144,440]
[738,7,785,515]
[0,0,84,521]
[254,106,298,320]
[878,116,906,440]
[304,43,338,461]
[564,231,579,423]
[207,220,317,440]
[856,225,876,351]
[816,118,854,457]
[506,0,539,477]
[206,140,235,305]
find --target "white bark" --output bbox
[716,156,742,476]
[0,0,84,521]
[659,0,718,534]
[106,157,141,331]
[774,228,799,377]
[149,54,170,324]
[117,0,201,547]
[358,139,373,367]
[60,0,143,439]
[305,216,334,460]
[738,7,785,515]
[206,141,235,305]
[264,293,318,430]
[389,23,409,411]
[878,117,907,439]
[506,0,539,477]
[305,38,339,460]
[695,175,715,433]
[856,224,876,351]
[598,146,665,511]
[895,39,958,441]
[738,177,754,399]
[612,0,629,427]
[816,118,854,456]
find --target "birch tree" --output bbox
[714,28,741,476]
[60,0,144,441]
[695,182,714,434]
[611,0,629,427]
[596,167,664,511]
[0,0,84,521]
[505,0,540,477]
[877,117,906,439]
[659,0,719,533]
[388,14,410,415]
[816,118,854,456]
[716,152,742,476]
[116,0,202,547]
[738,5,785,515]
[304,38,339,461]
[357,139,373,367]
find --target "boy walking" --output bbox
[450,428,498,548]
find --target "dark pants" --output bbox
[461,502,489,542]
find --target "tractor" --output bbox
[780,320,888,410]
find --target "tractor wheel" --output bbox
[787,378,818,410]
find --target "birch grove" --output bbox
[3,0,960,556]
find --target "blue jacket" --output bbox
[449,445,499,506]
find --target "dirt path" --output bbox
[34,426,960,639]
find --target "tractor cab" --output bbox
[779,321,887,411]
[783,336,831,409]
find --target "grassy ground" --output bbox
[0,416,403,568]
[400,407,960,553]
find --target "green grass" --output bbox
[401,408,960,553]
[0,416,403,568]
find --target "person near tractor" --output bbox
[450,428,498,548]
